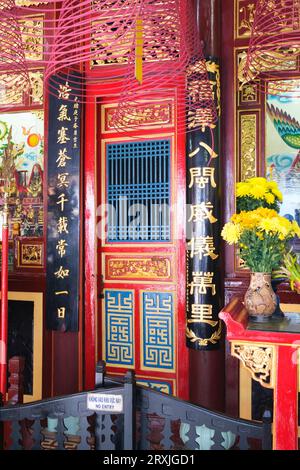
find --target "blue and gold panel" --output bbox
[141,291,175,371]
[136,378,173,395]
[104,289,134,368]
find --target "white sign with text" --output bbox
[87,393,123,412]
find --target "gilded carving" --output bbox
[108,257,171,280]
[0,71,43,106]
[238,50,298,87]
[21,244,43,266]
[236,1,256,38]
[231,343,274,388]
[240,114,256,181]
[29,71,44,104]
[186,321,222,347]
[15,1,48,5]
[0,74,25,106]
[19,18,44,61]
[105,102,173,130]
[241,83,257,103]
[91,11,179,67]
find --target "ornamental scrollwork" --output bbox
[231,343,275,388]
[186,321,222,347]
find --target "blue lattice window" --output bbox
[107,139,171,242]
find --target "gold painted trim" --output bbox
[140,289,176,373]
[239,359,252,420]
[102,288,135,369]
[1,291,43,403]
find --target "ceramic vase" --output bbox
[244,272,277,320]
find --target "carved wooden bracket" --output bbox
[231,342,275,389]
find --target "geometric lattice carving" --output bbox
[142,291,174,371]
[106,139,170,242]
[105,290,134,367]
[231,342,275,388]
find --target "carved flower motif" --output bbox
[252,348,266,365]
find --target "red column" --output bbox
[0,199,9,400]
[273,345,298,450]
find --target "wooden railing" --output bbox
[0,363,272,450]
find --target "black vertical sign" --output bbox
[186,58,222,350]
[46,74,82,331]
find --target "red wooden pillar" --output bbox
[274,346,298,450]
[188,0,225,412]
[0,197,9,401]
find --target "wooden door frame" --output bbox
[83,80,189,399]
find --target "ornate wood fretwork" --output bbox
[29,71,44,104]
[0,70,43,106]
[235,1,256,39]
[107,257,171,280]
[19,17,44,61]
[231,342,275,388]
[240,113,257,181]
[15,1,48,6]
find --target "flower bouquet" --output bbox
[222,176,300,318]
[221,208,300,272]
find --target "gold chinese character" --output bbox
[57,307,66,318]
[58,82,71,100]
[56,193,68,212]
[57,216,69,234]
[188,304,218,327]
[189,167,216,189]
[57,127,70,144]
[56,148,71,168]
[54,266,70,279]
[188,202,218,224]
[55,291,69,295]
[188,236,219,260]
[57,173,70,189]
[189,271,216,295]
[56,239,68,257]
[58,104,71,122]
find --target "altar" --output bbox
[219,297,300,450]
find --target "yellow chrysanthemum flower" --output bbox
[221,222,241,244]
[291,220,300,238]
[247,177,268,186]
[271,188,283,202]
[236,182,250,197]
[264,192,275,205]
[249,185,267,199]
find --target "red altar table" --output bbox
[219,297,300,450]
